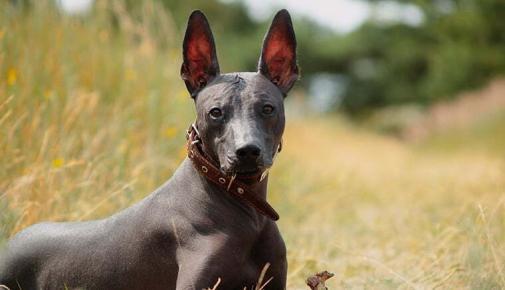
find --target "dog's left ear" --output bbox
[258,9,299,95]
[181,10,220,97]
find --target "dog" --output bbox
[0,9,298,290]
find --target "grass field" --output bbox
[1,2,505,289]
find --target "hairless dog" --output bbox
[0,9,298,290]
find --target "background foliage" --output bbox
[124,0,505,114]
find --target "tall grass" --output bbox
[0,0,191,238]
[1,1,505,289]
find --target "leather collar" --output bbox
[186,124,280,221]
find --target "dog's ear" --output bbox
[258,9,299,95]
[181,10,220,97]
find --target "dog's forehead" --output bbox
[196,72,283,106]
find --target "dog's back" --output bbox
[1,198,179,289]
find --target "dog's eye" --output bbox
[209,108,223,119]
[262,104,275,115]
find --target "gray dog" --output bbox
[0,9,298,290]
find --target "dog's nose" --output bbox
[236,144,261,161]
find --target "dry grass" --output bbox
[275,118,505,289]
[1,2,505,289]
[0,0,192,236]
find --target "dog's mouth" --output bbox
[219,151,276,180]
[221,163,268,179]
[235,168,262,176]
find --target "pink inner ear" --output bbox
[264,32,294,85]
[187,35,212,71]
[185,33,214,89]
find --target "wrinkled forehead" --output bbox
[195,72,284,107]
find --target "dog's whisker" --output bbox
[260,169,269,182]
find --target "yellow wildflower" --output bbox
[7,68,17,86]
[165,127,178,138]
[52,158,65,168]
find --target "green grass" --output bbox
[1,2,505,289]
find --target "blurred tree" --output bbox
[330,0,505,114]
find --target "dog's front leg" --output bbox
[175,235,255,290]
[175,257,221,290]
[251,222,287,290]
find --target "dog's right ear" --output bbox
[181,10,220,98]
[258,9,298,96]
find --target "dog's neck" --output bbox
[173,158,269,217]
[187,154,269,200]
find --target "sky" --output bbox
[228,0,424,33]
[57,0,424,34]
[56,0,93,15]
[236,0,370,33]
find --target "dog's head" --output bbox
[181,10,298,176]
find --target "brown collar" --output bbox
[186,124,280,221]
